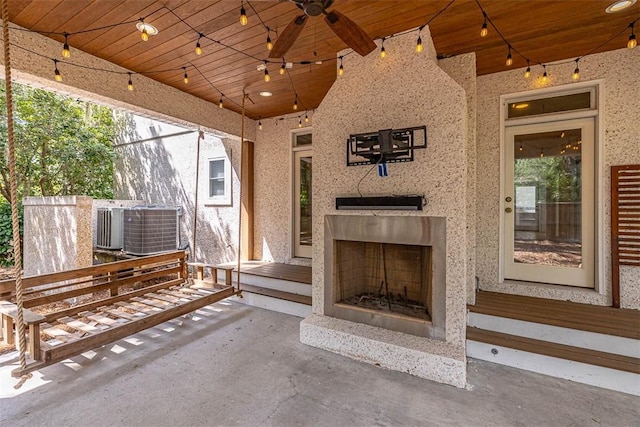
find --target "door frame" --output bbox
[290,128,313,259]
[498,80,605,292]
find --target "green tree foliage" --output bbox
[0,81,126,265]
[0,80,124,202]
[515,155,582,202]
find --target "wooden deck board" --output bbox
[235,262,312,285]
[239,284,312,306]
[467,327,640,374]
[469,291,640,339]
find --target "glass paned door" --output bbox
[294,150,312,258]
[504,118,594,287]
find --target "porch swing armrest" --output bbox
[0,300,45,324]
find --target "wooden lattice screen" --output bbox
[611,164,640,308]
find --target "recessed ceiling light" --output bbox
[259,91,272,97]
[605,0,636,13]
[136,22,159,36]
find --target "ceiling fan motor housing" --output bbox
[303,0,329,16]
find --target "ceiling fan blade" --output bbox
[269,15,308,59]
[324,10,376,57]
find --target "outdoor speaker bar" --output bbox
[336,196,423,211]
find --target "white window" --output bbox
[207,156,231,205]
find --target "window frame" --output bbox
[206,155,232,206]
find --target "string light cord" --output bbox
[190,62,249,112]
[389,0,456,39]
[8,6,165,37]
[245,1,270,32]
[285,68,306,111]
[357,156,384,198]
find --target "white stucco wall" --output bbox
[439,53,478,304]
[114,115,241,264]
[253,115,313,265]
[23,196,93,276]
[475,47,640,309]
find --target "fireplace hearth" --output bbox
[325,215,446,339]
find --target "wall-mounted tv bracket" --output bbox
[347,126,427,166]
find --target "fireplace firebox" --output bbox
[325,215,446,339]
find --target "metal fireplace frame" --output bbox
[324,215,446,339]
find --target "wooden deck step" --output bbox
[240,284,311,306]
[469,291,640,339]
[467,327,640,374]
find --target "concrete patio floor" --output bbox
[1,301,638,427]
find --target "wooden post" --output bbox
[108,271,118,297]
[1,314,14,345]
[28,323,41,360]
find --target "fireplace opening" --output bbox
[334,240,431,321]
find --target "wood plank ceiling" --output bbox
[6,0,639,120]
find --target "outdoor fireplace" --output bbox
[324,215,446,339]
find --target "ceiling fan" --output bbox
[269,0,376,59]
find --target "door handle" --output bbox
[505,207,513,213]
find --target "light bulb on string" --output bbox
[298,119,303,128]
[628,24,637,49]
[62,33,70,58]
[541,65,548,83]
[219,95,224,108]
[338,56,344,76]
[524,60,531,79]
[416,31,423,53]
[293,95,298,111]
[266,30,273,51]
[505,45,513,66]
[127,73,134,91]
[240,2,248,26]
[480,12,488,37]
[139,19,149,42]
[258,119,262,130]
[380,38,386,59]
[195,34,203,55]
[304,112,309,123]
[539,149,544,158]
[264,64,270,82]
[280,62,286,75]
[519,144,523,152]
[183,67,189,84]
[572,60,580,80]
[53,59,62,82]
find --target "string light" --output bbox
[539,149,544,158]
[258,119,262,130]
[541,65,548,82]
[519,144,523,152]
[139,19,149,42]
[304,112,309,123]
[293,95,298,110]
[380,38,386,59]
[628,23,637,49]
[53,59,62,82]
[195,34,203,55]
[416,31,423,53]
[572,60,580,80]
[219,95,224,108]
[505,45,513,66]
[183,67,189,84]
[127,72,134,91]
[338,56,344,76]
[240,2,248,26]
[263,62,270,82]
[266,29,273,51]
[62,33,70,58]
[524,60,531,79]
[298,119,302,128]
[280,62,286,75]
[480,12,489,37]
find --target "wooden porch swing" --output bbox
[0,1,249,380]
